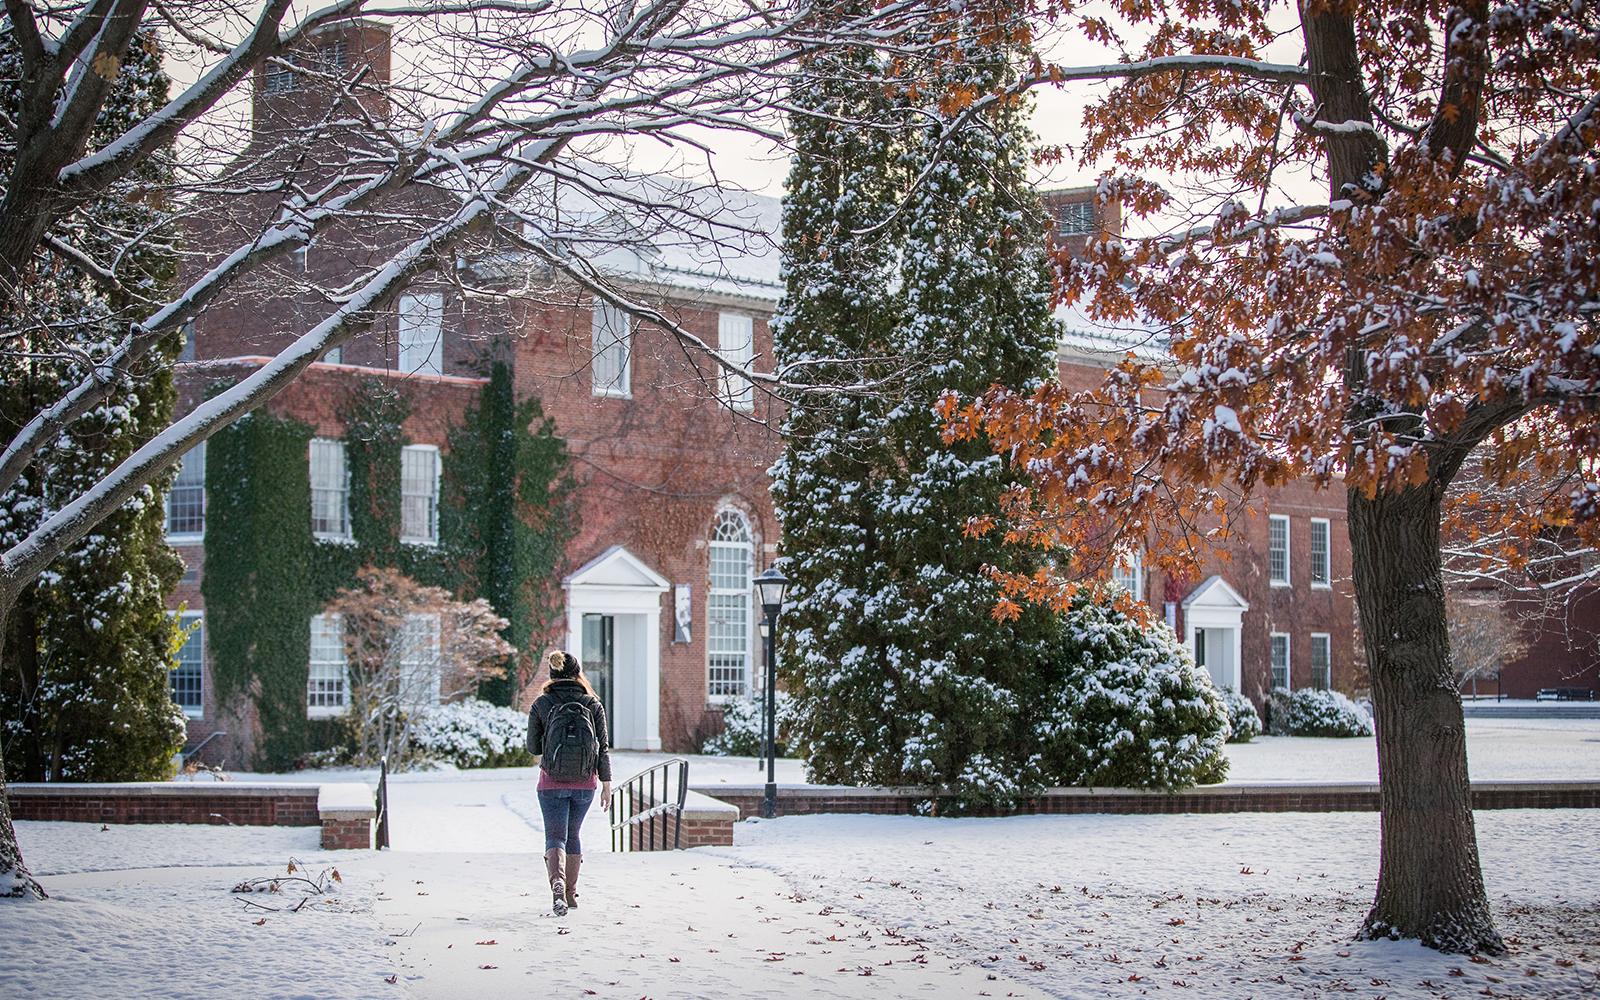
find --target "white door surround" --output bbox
[1182,575,1249,693]
[563,545,668,751]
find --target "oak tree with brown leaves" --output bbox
[946,0,1599,955]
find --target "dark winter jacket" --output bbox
[526,680,612,782]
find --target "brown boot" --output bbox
[544,848,568,916]
[564,854,581,909]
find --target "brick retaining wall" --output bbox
[697,780,1600,819]
[10,781,378,851]
[10,782,321,826]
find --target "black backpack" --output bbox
[543,697,599,782]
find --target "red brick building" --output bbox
[159,25,1390,766]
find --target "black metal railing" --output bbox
[375,756,391,850]
[180,731,227,768]
[609,757,688,852]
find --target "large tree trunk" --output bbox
[0,593,46,898]
[1348,483,1501,953]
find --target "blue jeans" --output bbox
[538,788,595,854]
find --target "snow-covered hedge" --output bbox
[410,698,535,768]
[1280,688,1374,738]
[1219,689,1263,743]
[702,692,794,758]
[1035,602,1231,789]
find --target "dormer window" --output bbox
[263,61,297,95]
[1057,199,1095,236]
[324,40,349,72]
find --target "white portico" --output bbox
[1182,575,1249,694]
[563,546,668,751]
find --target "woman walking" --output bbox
[527,650,612,916]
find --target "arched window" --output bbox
[707,510,753,700]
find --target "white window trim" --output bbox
[164,442,207,545]
[1269,631,1292,691]
[168,611,205,719]
[397,291,445,377]
[1309,517,1332,589]
[399,444,442,546]
[1112,550,1144,601]
[393,612,443,710]
[310,438,352,541]
[307,613,349,718]
[717,312,755,412]
[1268,514,1292,587]
[1310,632,1332,691]
[591,300,633,398]
[706,509,754,704]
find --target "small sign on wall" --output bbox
[673,584,692,643]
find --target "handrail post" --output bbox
[376,755,391,850]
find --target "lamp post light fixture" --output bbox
[752,565,789,819]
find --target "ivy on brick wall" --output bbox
[203,369,573,769]
[445,362,577,706]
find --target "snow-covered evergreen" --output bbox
[1280,689,1375,738]
[1219,688,1264,743]
[0,34,187,782]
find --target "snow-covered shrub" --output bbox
[1034,601,1231,789]
[1219,689,1263,743]
[410,698,534,768]
[1281,689,1374,738]
[702,692,794,757]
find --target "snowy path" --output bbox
[708,810,1600,999]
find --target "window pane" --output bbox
[1270,634,1290,689]
[1269,516,1290,584]
[400,446,439,543]
[591,301,631,396]
[707,510,753,698]
[718,313,755,410]
[391,613,441,710]
[1057,199,1095,236]
[1112,551,1142,598]
[1310,520,1330,585]
[170,614,204,715]
[166,442,207,537]
[308,614,347,710]
[398,292,444,377]
[310,439,349,537]
[1311,634,1332,690]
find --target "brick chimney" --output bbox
[1039,185,1122,258]
[252,20,392,135]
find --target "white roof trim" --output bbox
[563,545,670,592]
[1181,574,1250,611]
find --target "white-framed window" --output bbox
[1310,633,1332,691]
[307,614,348,716]
[1269,514,1291,586]
[263,60,297,95]
[707,510,753,701]
[393,613,442,712]
[397,292,444,377]
[322,39,349,72]
[178,320,197,362]
[323,345,343,365]
[310,438,351,540]
[1057,199,1095,236]
[1270,632,1291,690]
[1112,550,1143,600]
[170,612,204,718]
[591,300,632,397]
[400,445,440,545]
[1310,517,1332,588]
[165,442,206,542]
[717,312,755,411]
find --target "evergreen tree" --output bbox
[0,33,187,781]
[774,9,1063,808]
[770,3,908,786]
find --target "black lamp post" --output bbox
[753,565,789,819]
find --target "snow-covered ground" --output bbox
[5,716,1596,998]
[711,810,1600,999]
